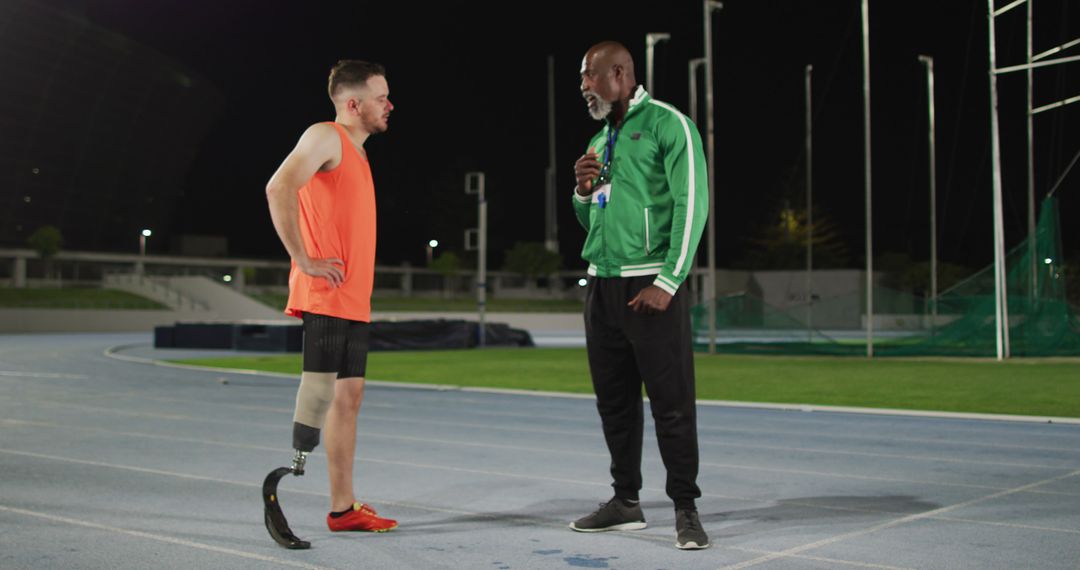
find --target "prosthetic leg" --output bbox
[263,372,336,549]
[263,449,311,549]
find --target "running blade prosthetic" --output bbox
[262,450,311,549]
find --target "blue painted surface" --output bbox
[0,333,1078,569]
[563,554,616,568]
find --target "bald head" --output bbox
[580,41,638,121]
[586,41,636,81]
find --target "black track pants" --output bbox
[584,276,701,509]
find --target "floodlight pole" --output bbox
[861,0,875,358]
[919,55,939,335]
[646,33,671,95]
[987,0,1011,360]
[689,57,706,302]
[704,0,723,354]
[805,63,814,342]
[466,172,487,347]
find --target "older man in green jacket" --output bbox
[569,40,710,551]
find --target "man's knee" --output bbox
[651,402,696,433]
[333,377,366,411]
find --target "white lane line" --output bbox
[0,444,603,501]
[721,469,1080,569]
[697,439,1080,470]
[0,457,913,570]
[0,370,89,379]
[0,447,297,489]
[105,343,1080,426]
[696,407,1080,442]
[458,386,596,400]
[0,449,918,570]
[9,414,1080,522]
[102,344,310,379]
[20,396,1080,487]
[11,397,1080,497]
[13,380,1080,462]
[0,418,975,515]
[933,515,1080,535]
[89,387,1080,457]
[4,432,1079,543]
[24,398,600,436]
[700,400,1080,426]
[17,387,1077,475]
[696,461,1007,491]
[0,504,335,570]
[696,423,1080,456]
[745,553,911,570]
[0,447,484,518]
[0,419,990,508]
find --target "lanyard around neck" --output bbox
[602,126,619,168]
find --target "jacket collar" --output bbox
[605,85,650,129]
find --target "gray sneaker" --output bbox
[569,498,647,532]
[675,509,710,550]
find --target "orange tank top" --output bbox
[285,122,377,322]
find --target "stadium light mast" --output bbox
[703,0,723,354]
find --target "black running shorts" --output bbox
[301,312,370,379]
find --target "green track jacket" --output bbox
[572,87,709,295]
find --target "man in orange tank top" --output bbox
[265,60,396,539]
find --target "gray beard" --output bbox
[584,92,612,121]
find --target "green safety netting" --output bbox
[692,197,1080,356]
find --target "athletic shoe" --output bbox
[326,502,397,532]
[569,498,647,532]
[675,509,709,550]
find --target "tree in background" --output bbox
[735,204,849,270]
[877,252,971,296]
[430,251,463,299]
[503,242,562,291]
[27,225,63,282]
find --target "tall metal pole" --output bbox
[478,185,487,347]
[805,64,814,342]
[545,56,558,254]
[987,0,1011,360]
[466,173,488,347]
[689,58,705,124]
[704,1,723,354]
[646,33,671,95]
[861,0,875,357]
[920,55,938,335]
[1026,0,1037,299]
[689,57,706,302]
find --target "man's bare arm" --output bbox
[266,123,346,288]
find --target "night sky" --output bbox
[29,0,1080,272]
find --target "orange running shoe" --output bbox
[326,502,397,533]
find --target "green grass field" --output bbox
[175,349,1080,418]
[0,288,167,309]
[248,293,582,313]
